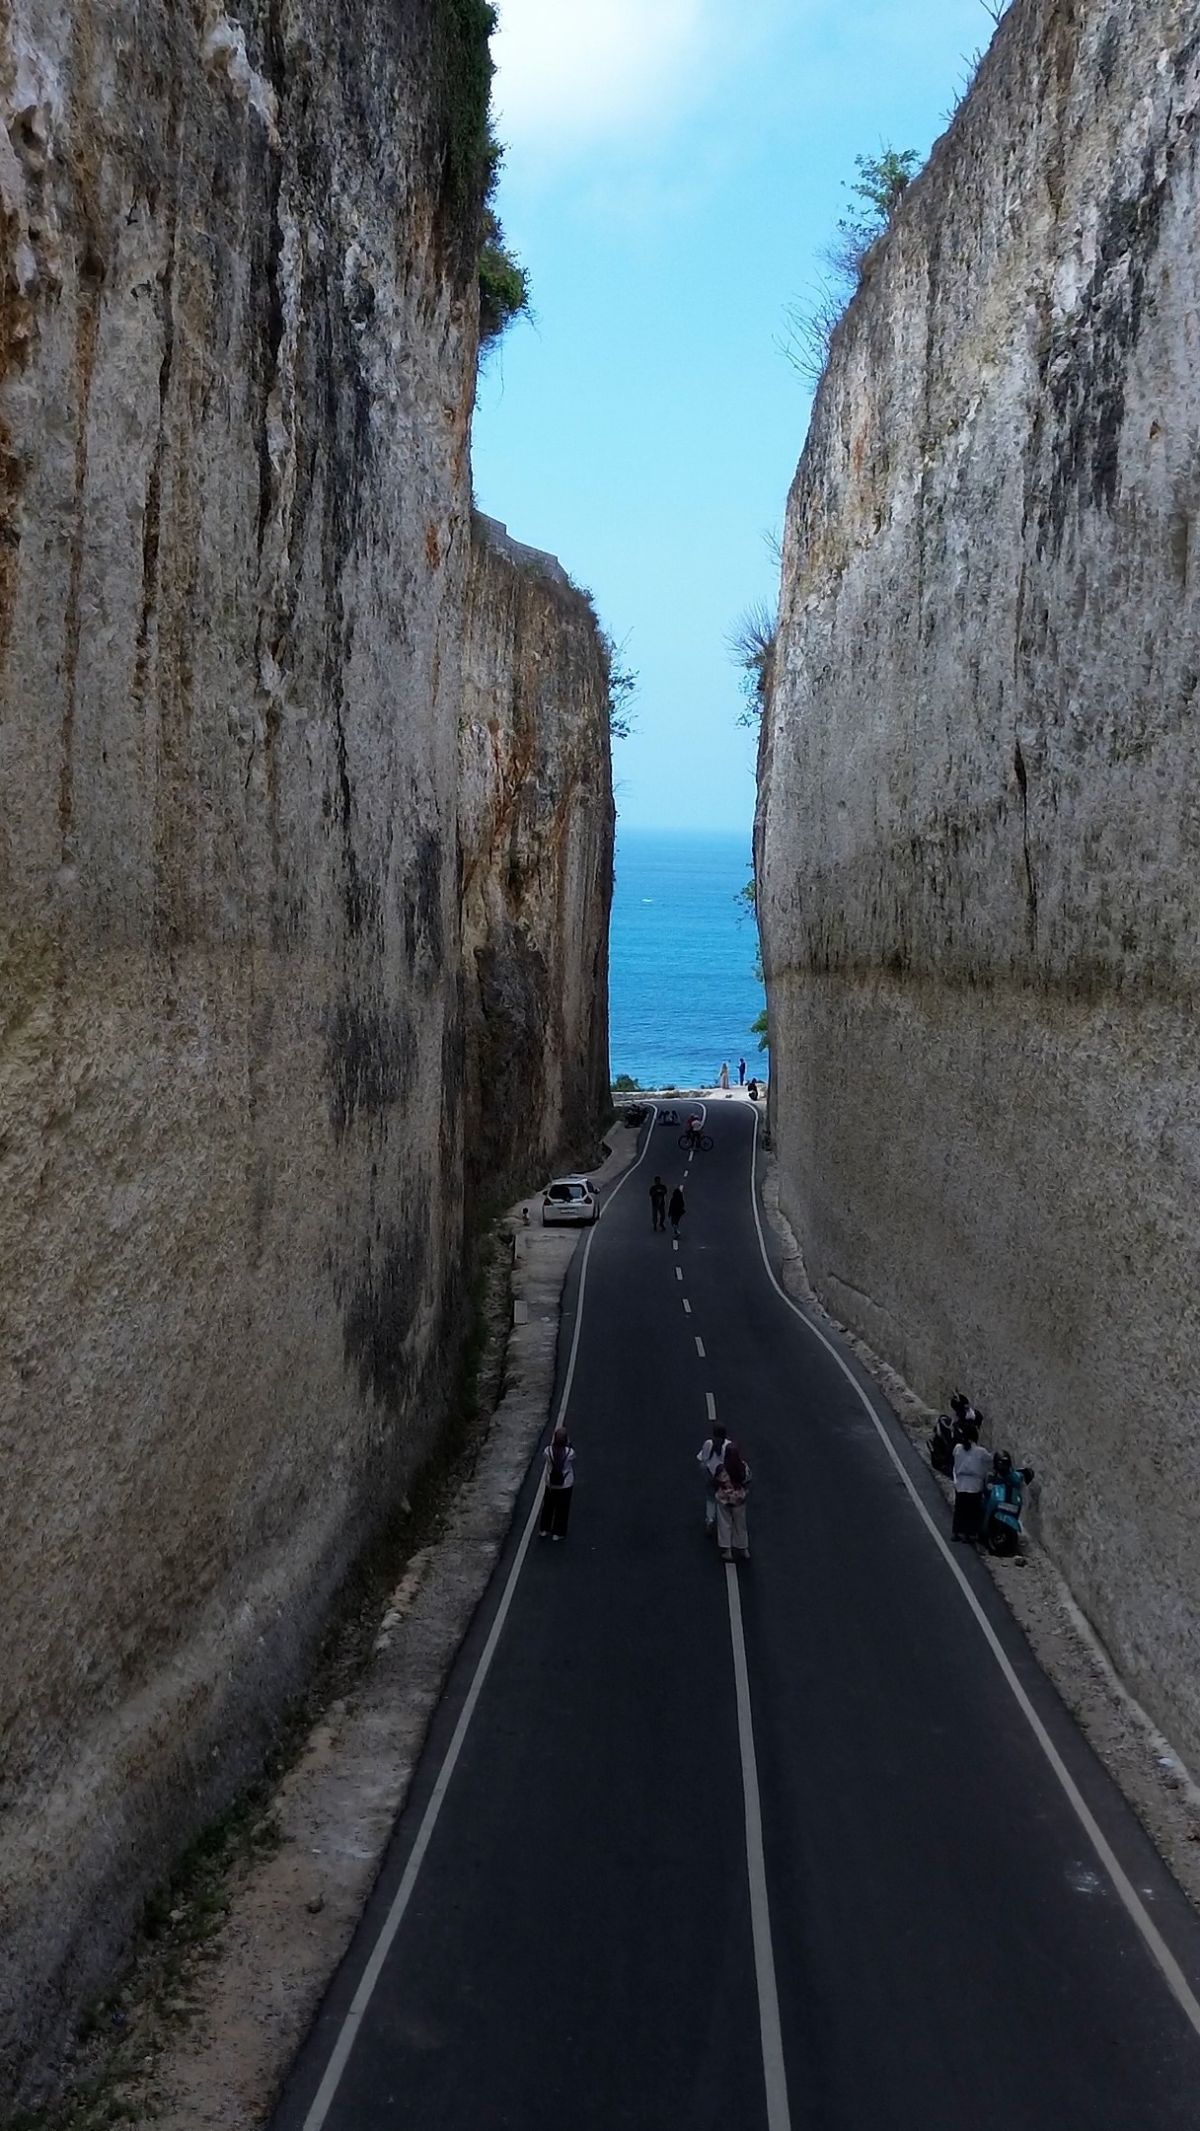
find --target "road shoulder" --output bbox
[87,1128,645,2131]
[757,1143,1200,1915]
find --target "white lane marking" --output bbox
[675,1266,683,1282]
[683,1299,692,1316]
[746,1111,1200,2043]
[672,1239,679,1252]
[695,1336,706,1358]
[706,1392,717,1421]
[300,1112,661,2129]
[726,1564,793,2131]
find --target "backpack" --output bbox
[547,1441,568,1488]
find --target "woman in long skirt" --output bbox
[715,1442,751,1562]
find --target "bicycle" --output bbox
[678,1130,713,1152]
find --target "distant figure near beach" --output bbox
[718,1061,730,1090]
[738,1057,746,1086]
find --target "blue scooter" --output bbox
[981,1453,1035,1556]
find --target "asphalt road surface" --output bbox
[275,1100,1200,2131]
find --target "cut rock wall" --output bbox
[758,0,1200,1760]
[461,515,613,1214]
[0,1,612,2094]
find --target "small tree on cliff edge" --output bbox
[783,143,920,384]
[601,632,637,740]
[825,148,921,285]
[728,601,777,729]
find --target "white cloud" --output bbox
[491,0,721,155]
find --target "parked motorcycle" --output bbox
[929,1391,979,1476]
[981,1453,1035,1557]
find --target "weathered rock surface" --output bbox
[758,1,1200,1759]
[0,0,612,2094]
[461,515,614,1213]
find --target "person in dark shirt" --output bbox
[668,1184,686,1238]
[649,1175,667,1231]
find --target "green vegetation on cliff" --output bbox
[435,0,529,350]
[784,143,919,383]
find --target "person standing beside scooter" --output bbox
[951,1427,992,1543]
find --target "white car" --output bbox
[541,1176,600,1226]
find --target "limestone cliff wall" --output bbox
[0,1,612,2093]
[461,516,613,1213]
[758,0,1200,1760]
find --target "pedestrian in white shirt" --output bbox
[696,1423,729,1533]
[951,1431,992,1543]
[539,1426,575,1541]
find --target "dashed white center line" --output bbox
[683,1299,692,1315]
[672,1240,679,1252]
[695,1336,706,1358]
[675,1266,683,1282]
[706,1391,717,1420]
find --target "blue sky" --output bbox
[473,1,999,835]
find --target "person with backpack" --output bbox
[539,1425,576,1541]
[715,1441,751,1562]
[649,1175,667,1231]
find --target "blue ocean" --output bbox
[609,827,765,1089]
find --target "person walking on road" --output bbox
[540,1425,576,1541]
[951,1427,992,1543]
[649,1175,667,1231]
[718,1061,730,1090]
[738,1057,746,1086]
[715,1441,751,1561]
[696,1422,730,1534]
[668,1184,686,1239]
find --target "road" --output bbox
[274,1099,1200,2130]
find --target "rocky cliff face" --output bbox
[758,0,1200,1760]
[0,1,612,2091]
[461,517,614,1213]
